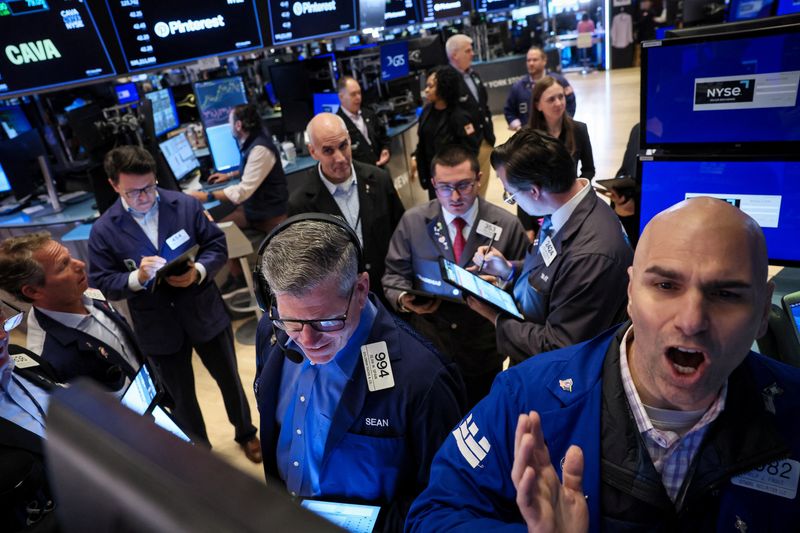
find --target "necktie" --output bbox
[453,217,466,263]
[539,215,554,241]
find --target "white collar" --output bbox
[34,295,94,329]
[319,164,358,196]
[550,178,590,234]
[341,107,362,122]
[441,197,479,229]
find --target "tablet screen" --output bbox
[440,258,524,319]
[150,405,192,443]
[120,364,157,415]
[300,500,380,533]
[784,295,800,344]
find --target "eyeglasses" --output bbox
[122,183,157,200]
[1,300,24,333]
[433,180,476,198]
[269,285,355,333]
[503,189,528,205]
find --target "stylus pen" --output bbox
[478,231,497,274]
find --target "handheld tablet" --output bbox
[383,284,464,304]
[300,500,380,533]
[782,291,800,345]
[120,363,161,415]
[439,257,524,320]
[150,405,192,443]
[153,244,200,290]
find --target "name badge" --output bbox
[540,236,557,267]
[84,288,106,301]
[731,458,799,499]
[12,353,39,369]
[166,229,190,250]
[361,341,395,392]
[476,220,503,241]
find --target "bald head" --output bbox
[636,197,768,287]
[306,112,348,147]
[306,112,352,183]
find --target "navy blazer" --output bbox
[31,301,142,391]
[336,107,390,167]
[88,188,230,355]
[255,295,466,530]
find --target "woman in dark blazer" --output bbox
[518,75,596,236]
[414,66,481,199]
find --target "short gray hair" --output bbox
[0,231,51,302]
[260,220,358,297]
[445,34,472,59]
[305,112,348,148]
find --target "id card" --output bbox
[165,229,190,250]
[361,341,395,392]
[476,220,503,241]
[12,352,39,369]
[731,458,799,499]
[540,236,557,267]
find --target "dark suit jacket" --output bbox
[415,104,480,190]
[337,107,390,167]
[383,198,528,376]
[31,301,142,391]
[288,161,405,300]
[455,68,495,146]
[88,188,230,355]
[1,347,59,532]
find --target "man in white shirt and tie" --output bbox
[335,76,391,168]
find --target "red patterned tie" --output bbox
[453,217,466,263]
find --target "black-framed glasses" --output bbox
[1,300,24,332]
[433,180,476,198]
[122,182,158,200]
[269,285,355,333]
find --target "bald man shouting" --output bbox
[408,197,800,532]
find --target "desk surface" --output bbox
[0,197,98,229]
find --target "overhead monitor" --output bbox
[115,82,140,105]
[638,157,800,266]
[0,102,32,139]
[0,0,116,98]
[144,87,180,137]
[641,24,800,153]
[476,0,517,13]
[384,0,420,26]
[269,57,336,103]
[361,0,388,28]
[266,0,357,45]
[727,0,776,21]
[194,77,246,171]
[103,0,263,72]
[419,0,471,21]
[777,0,800,14]
[0,129,47,200]
[159,133,200,181]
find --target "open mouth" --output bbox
[666,346,706,375]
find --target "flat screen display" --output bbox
[727,0,776,21]
[103,0,263,72]
[205,124,240,171]
[144,88,180,137]
[440,257,524,319]
[0,0,116,98]
[120,364,157,415]
[476,0,517,12]
[777,0,800,13]
[115,82,140,105]
[384,0,419,26]
[266,0,357,45]
[381,41,409,81]
[313,93,340,114]
[639,158,800,266]
[0,162,11,193]
[194,76,247,127]
[419,0,471,21]
[150,405,192,442]
[642,27,800,151]
[300,500,380,533]
[0,103,32,139]
[159,133,200,181]
[360,0,387,29]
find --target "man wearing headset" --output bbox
[253,215,466,530]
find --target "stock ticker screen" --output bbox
[419,0,471,21]
[267,0,357,45]
[0,0,116,98]
[104,0,263,72]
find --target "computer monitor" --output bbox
[205,124,241,172]
[0,103,33,140]
[777,0,800,14]
[0,162,12,194]
[384,0,420,26]
[407,35,448,69]
[159,133,200,181]
[418,0,471,21]
[727,0,777,21]
[361,0,388,29]
[144,88,180,137]
[638,156,800,266]
[0,0,116,98]
[266,0,357,45]
[103,0,263,72]
[269,57,336,103]
[115,82,140,105]
[641,23,800,153]
[0,129,47,200]
[313,93,341,114]
[477,0,517,13]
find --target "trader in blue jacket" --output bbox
[254,216,465,531]
[88,146,261,462]
[408,197,800,531]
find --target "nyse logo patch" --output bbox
[695,79,755,105]
[453,414,491,468]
